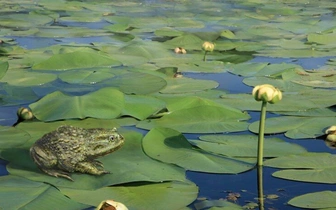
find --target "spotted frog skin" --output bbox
[30,125,124,181]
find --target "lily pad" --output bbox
[193,134,306,158]
[3,130,187,190]
[58,68,115,84]
[0,13,54,28]
[29,87,125,121]
[0,61,8,79]
[137,104,249,133]
[0,175,88,210]
[0,126,30,150]
[288,191,336,209]
[142,127,255,173]
[264,153,336,184]
[249,116,336,139]
[0,70,57,86]
[32,49,122,70]
[61,181,198,210]
[160,77,219,94]
[122,95,166,120]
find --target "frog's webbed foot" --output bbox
[41,168,74,181]
[75,161,110,176]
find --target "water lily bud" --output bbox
[17,107,34,120]
[96,200,128,210]
[174,47,187,54]
[326,126,336,142]
[202,41,215,52]
[252,84,282,104]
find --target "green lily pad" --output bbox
[0,126,30,150]
[32,48,122,70]
[0,13,54,28]
[58,68,115,84]
[137,104,249,133]
[193,134,306,158]
[249,116,336,139]
[0,61,8,79]
[0,175,88,210]
[142,127,255,173]
[164,33,205,50]
[282,69,336,88]
[288,191,336,209]
[0,70,57,86]
[29,87,124,122]
[107,71,167,94]
[160,77,219,94]
[35,26,110,38]
[308,33,336,45]
[122,95,166,120]
[264,153,336,184]
[61,181,198,210]
[3,130,187,190]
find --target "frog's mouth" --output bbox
[89,140,124,158]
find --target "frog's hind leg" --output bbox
[75,161,109,176]
[41,168,74,181]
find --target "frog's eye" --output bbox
[109,135,115,141]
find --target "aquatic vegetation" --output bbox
[0,0,336,209]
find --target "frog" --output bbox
[29,125,124,181]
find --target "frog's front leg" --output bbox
[74,160,110,175]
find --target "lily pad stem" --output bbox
[203,51,208,61]
[257,101,267,166]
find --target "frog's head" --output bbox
[87,127,125,158]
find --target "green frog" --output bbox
[30,125,124,181]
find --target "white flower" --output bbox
[252,84,282,104]
[325,126,336,142]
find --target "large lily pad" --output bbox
[249,116,336,139]
[122,95,166,120]
[0,175,89,210]
[0,13,54,28]
[61,181,198,210]
[288,191,336,209]
[32,49,122,70]
[0,70,57,86]
[137,104,249,133]
[0,61,8,79]
[142,127,255,173]
[29,87,125,121]
[58,68,115,84]
[0,126,30,150]
[160,77,219,94]
[3,130,187,190]
[264,152,336,184]
[193,134,306,158]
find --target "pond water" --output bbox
[1,0,336,209]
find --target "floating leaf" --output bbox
[193,134,306,158]
[62,181,198,210]
[249,116,336,139]
[308,33,336,45]
[122,95,166,120]
[142,127,255,173]
[137,104,249,133]
[58,68,115,84]
[0,175,88,210]
[164,34,204,50]
[0,126,30,150]
[0,13,53,28]
[288,191,336,209]
[194,199,244,210]
[160,77,219,94]
[1,70,57,86]
[264,153,336,184]
[32,49,122,70]
[3,131,187,190]
[0,61,8,79]
[29,87,125,121]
